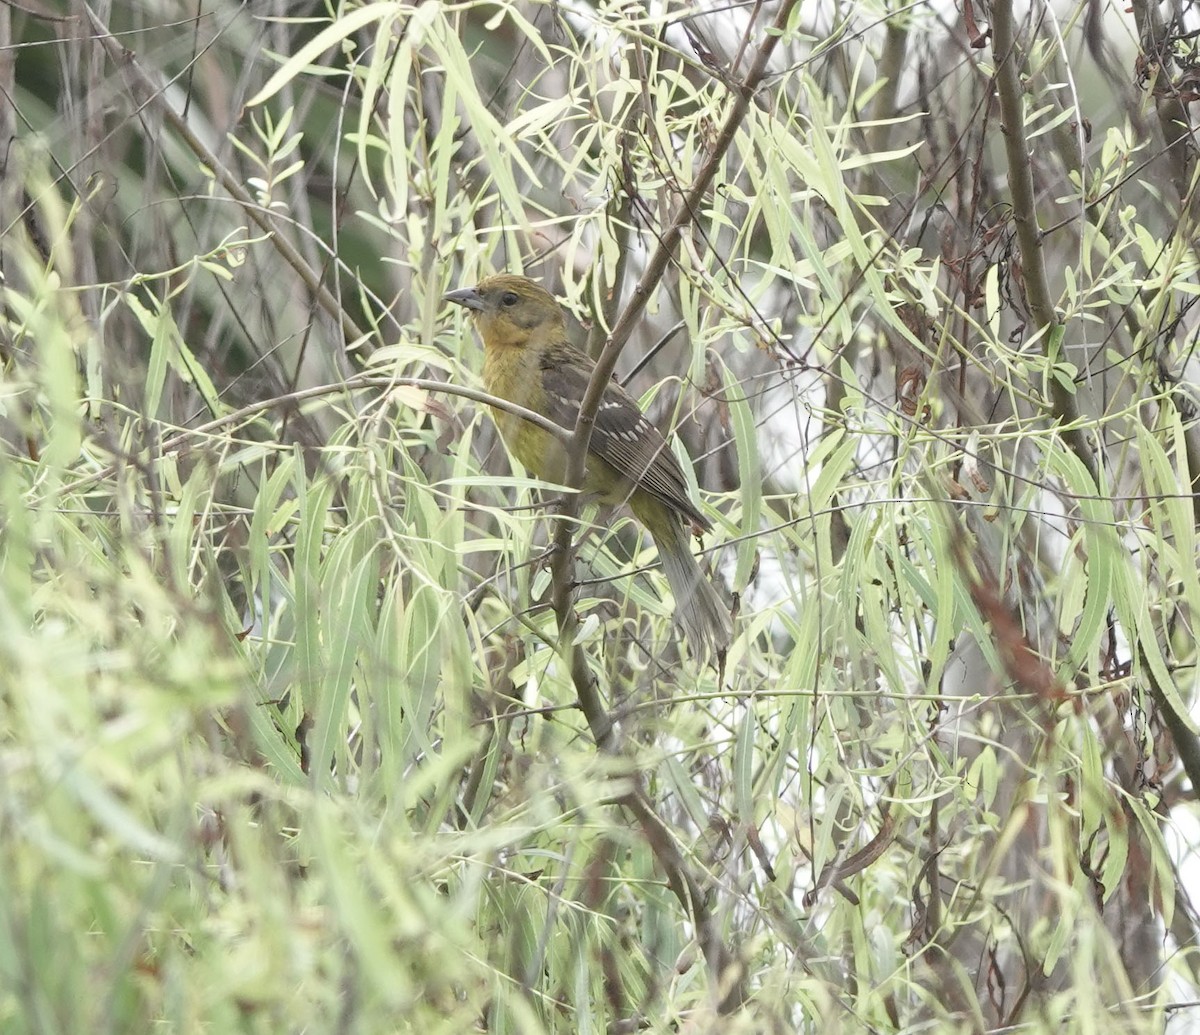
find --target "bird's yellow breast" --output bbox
[483,343,630,503]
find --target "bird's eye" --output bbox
[500,291,519,307]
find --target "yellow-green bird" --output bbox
[445,274,732,656]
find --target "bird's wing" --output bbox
[539,348,710,531]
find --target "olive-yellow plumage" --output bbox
[445,274,732,656]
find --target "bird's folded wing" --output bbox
[539,353,710,531]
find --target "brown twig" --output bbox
[543,0,802,1011]
[1128,0,1197,206]
[990,0,1097,483]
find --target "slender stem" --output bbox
[543,0,801,1011]
[991,0,1096,481]
[51,373,572,501]
[81,4,366,350]
[552,0,801,635]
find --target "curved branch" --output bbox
[991,0,1097,482]
[543,0,802,1013]
[1129,0,1196,204]
[51,372,571,501]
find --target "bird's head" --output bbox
[444,274,566,349]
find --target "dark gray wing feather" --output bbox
[539,347,709,530]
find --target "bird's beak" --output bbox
[443,286,485,312]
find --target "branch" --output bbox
[81,4,366,350]
[1142,646,1200,797]
[992,1,1200,788]
[991,0,1097,483]
[1128,0,1197,206]
[550,0,799,667]
[50,373,572,500]
[542,0,802,1012]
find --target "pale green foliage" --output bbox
[1,0,1199,1032]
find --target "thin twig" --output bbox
[81,4,366,350]
[48,372,571,501]
[544,0,802,1012]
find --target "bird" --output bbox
[444,273,732,657]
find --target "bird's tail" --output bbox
[655,524,733,658]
